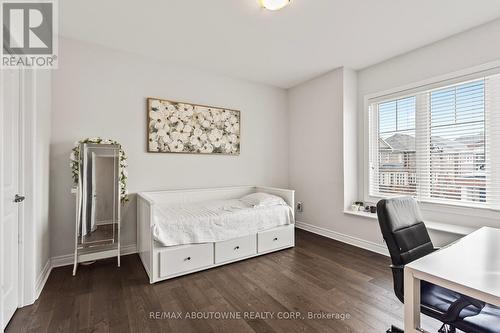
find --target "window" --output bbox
[368,73,500,209]
[375,96,416,195]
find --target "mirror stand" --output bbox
[72,143,121,276]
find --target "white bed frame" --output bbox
[137,186,295,283]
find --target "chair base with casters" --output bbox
[387,324,456,333]
[387,325,404,333]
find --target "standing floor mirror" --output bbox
[73,143,121,275]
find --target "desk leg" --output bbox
[404,267,421,332]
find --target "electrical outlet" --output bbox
[296,201,303,212]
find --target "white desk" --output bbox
[404,227,500,332]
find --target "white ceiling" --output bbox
[60,0,500,88]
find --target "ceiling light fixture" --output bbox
[260,0,291,11]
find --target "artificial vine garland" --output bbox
[70,137,128,202]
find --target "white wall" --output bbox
[20,69,52,304]
[358,20,500,236]
[288,68,344,230]
[290,19,500,252]
[33,71,52,294]
[354,19,500,247]
[50,38,289,258]
[288,67,385,252]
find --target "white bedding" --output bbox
[152,199,294,246]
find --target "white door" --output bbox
[1,69,21,330]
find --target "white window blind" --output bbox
[369,73,500,209]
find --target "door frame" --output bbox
[1,67,4,333]
[18,69,39,307]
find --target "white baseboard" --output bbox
[295,221,389,256]
[34,243,138,300]
[35,259,52,300]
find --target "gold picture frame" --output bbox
[147,97,240,155]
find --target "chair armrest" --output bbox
[442,296,485,323]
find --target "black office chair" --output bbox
[376,197,485,333]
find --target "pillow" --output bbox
[240,192,286,208]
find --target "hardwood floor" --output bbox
[6,229,442,333]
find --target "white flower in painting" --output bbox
[163,135,173,145]
[157,129,172,145]
[212,112,222,123]
[193,127,203,137]
[171,131,189,144]
[179,104,194,117]
[190,128,206,147]
[186,119,197,128]
[149,111,161,120]
[150,100,162,110]
[182,103,194,112]
[209,129,223,147]
[180,133,190,143]
[160,101,169,111]
[201,142,214,153]
[159,108,169,119]
[201,119,211,128]
[169,113,179,124]
[220,110,230,121]
[149,140,159,151]
[176,122,184,132]
[154,117,167,130]
[156,126,170,142]
[229,115,238,125]
[228,144,239,154]
[224,121,239,134]
[169,140,184,152]
[190,136,202,148]
[170,131,181,141]
[182,124,193,134]
[204,109,213,122]
[227,134,238,145]
[158,141,166,151]
[195,112,205,123]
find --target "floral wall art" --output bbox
[147,98,241,155]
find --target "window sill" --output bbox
[343,210,477,236]
[344,210,377,219]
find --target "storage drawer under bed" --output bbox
[257,224,294,253]
[159,243,213,278]
[214,234,257,264]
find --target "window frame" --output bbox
[363,61,500,218]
